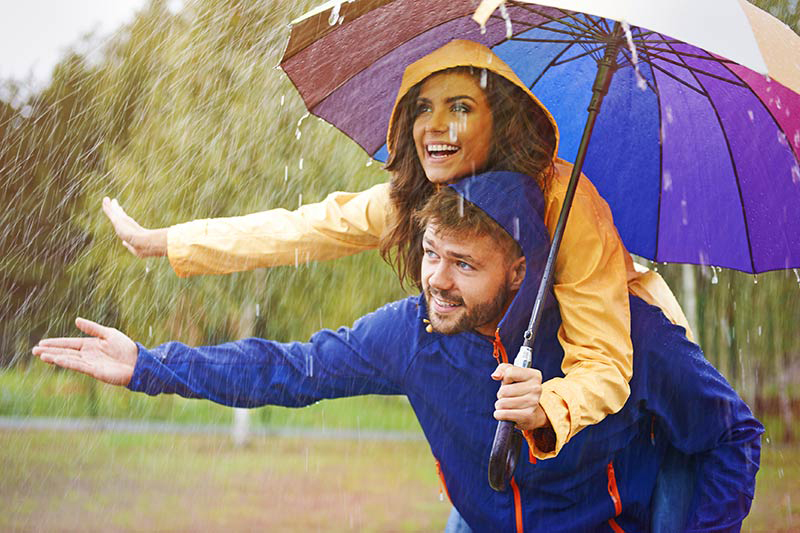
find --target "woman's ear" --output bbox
[509,256,526,290]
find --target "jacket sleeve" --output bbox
[126,302,409,407]
[534,165,633,459]
[638,303,763,532]
[166,183,390,277]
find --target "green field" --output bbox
[1,429,797,531]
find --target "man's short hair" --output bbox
[414,187,522,263]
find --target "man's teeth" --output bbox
[435,297,460,307]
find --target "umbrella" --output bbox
[279,0,800,490]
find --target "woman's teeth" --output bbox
[427,144,459,158]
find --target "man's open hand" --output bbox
[32,318,138,386]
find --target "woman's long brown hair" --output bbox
[380,67,557,288]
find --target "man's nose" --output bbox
[428,262,454,290]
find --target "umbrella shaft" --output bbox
[523,27,622,352]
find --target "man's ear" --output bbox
[509,256,526,290]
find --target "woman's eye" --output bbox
[452,102,470,113]
[415,103,431,115]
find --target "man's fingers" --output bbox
[495,395,537,411]
[497,380,542,399]
[75,317,112,339]
[492,364,542,385]
[35,337,85,350]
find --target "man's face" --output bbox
[421,224,524,336]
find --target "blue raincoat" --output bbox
[129,171,762,532]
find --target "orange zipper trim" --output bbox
[606,461,622,516]
[510,478,524,533]
[608,518,626,533]
[493,329,509,364]
[435,460,451,504]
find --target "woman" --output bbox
[104,40,692,459]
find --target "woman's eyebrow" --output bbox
[446,95,477,104]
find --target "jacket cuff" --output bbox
[127,343,167,395]
[529,385,573,459]
[166,221,206,278]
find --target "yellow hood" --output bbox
[386,39,560,158]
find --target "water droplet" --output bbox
[665,105,674,124]
[280,95,285,106]
[777,131,788,146]
[775,97,782,110]
[480,68,488,89]
[791,165,800,184]
[328,2,341,26]
[298,157,303,170]
[298,193,303,208]
[753,274,758,285]
[711,267,718,285]
[681,198,688,225]
[449,123,458,142]
[794,268,800,284]
[793,130,800,148]
[255,304,260,318]
[513,217,520,240]
[499,2,513,38]
[662,170,672,191]
[480,24,487,35]
[747,110,754,122]
[149,325,153,338]
[458,195,465,217]
[284,165,288,182]
[758,325,762,336]
[306,353,314,377]
[365,159,373,167]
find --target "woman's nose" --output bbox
[425,108,448,133]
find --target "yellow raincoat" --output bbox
[166,40,692,458]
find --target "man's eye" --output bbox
[424,249,438,259]
[457,261,474,271]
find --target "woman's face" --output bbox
[412,70,493,184]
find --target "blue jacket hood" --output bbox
[449,171,555,357]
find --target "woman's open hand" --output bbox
[102,197,168,258]
[32,318,138,387]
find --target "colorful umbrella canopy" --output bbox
[280,0,800,274]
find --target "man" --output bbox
[34,171,762,532]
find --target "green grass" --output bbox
[1,429,797,531]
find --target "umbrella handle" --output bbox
[488,420,522,491]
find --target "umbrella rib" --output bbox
[510,4,602,38]
[641,50,748,88]
[648,42,666,264]
[489,14,591,41]
[638,44,739,64]
[644,61,709,97]
[661,41,758,272]
[617,50,659,93]
[550,46,607,67]
[510,37,606,45]
[527,40,576,90]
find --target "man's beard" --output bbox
[424,283,513,335]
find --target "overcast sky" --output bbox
[0,0,155,91]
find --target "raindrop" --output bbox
[458,194,465,217]
[662,170,672,191]
[513,217,520,240]
[255,304,260,318]
[499,2,513,39]
[758,325,762,336]
[298,157,303,170]
[753,274,758,285]
[681,198,688,226]
[280,95,285,106]
[149,325,153,338]
[622,21,647,91]
[284,165,288,182]
[711,267,718,285]
[306,353,314,377]
[145,264,150,274]
[449,123,458,142]
[298,193,303,207]
[747,110,755,122]
[777,131,788,146]
[480,68,488,89]
[791,165,800,184]
[794,130,800,148]
[328,2,341,26]
[665,105,674,124]
[480,24,487,35]
[338,15,345,25]
[295,112,309,140]
[776,97,782,110]
[365,159,373,167]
